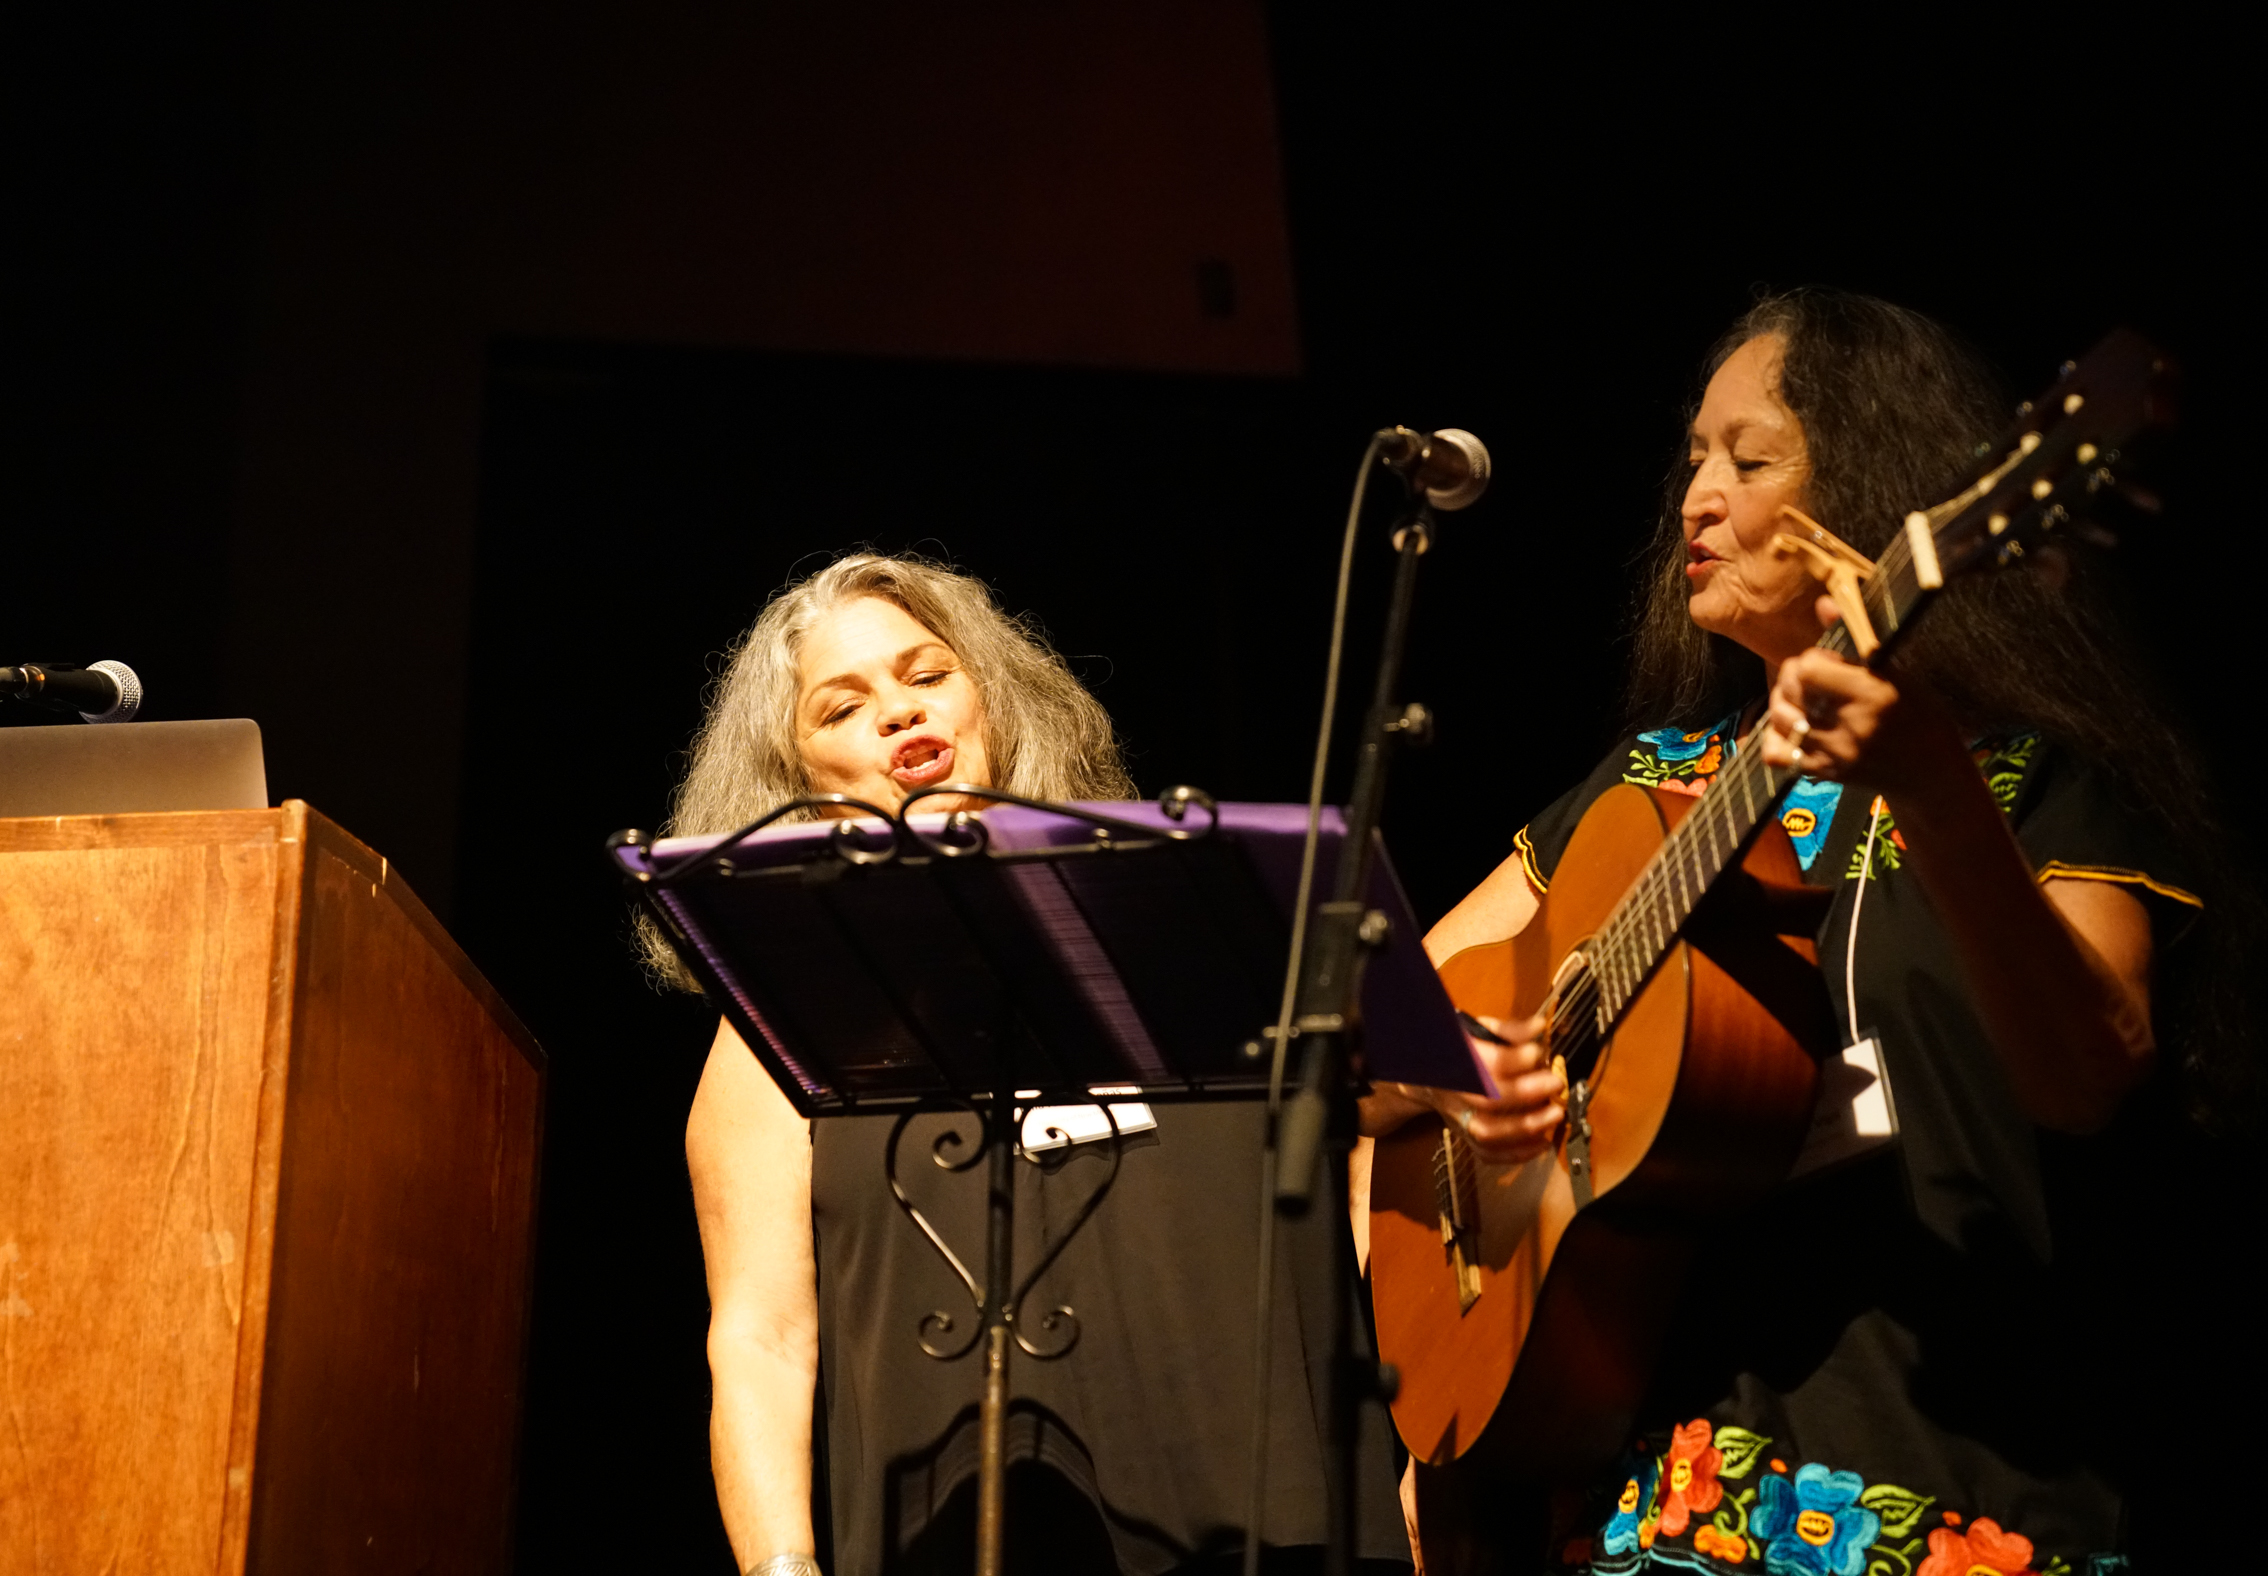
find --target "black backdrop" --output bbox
[12,6,2265,1568]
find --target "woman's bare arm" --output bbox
[1890,770,2155,1132]
[687,1019,822,1568]
[1357,848,1562,1169]
[1424,846,1542,966]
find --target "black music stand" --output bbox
[609,786,1478,1576]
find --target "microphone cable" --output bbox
[1242,430,1386,1576]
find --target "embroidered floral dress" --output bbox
[1505,714,2197,1576]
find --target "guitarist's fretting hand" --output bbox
[1360,1012,1568,1165]
[1755,597,1973,796]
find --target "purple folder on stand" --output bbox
[610,799,1485,1115]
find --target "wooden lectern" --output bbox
[0,802,544,1573]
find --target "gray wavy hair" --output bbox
[637,551,1137,988]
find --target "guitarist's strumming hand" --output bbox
[1359,1012,1568,1166]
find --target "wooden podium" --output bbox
[0,802,544,1574]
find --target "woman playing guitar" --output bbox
[1362,291,2220,1574]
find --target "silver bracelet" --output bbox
[746,1558,821,1576]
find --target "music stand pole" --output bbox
[976,1092,1016,1576]
[1275,502,1434,1576]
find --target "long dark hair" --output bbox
[1627,287,2253,1130]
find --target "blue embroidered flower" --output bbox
[1638,725,1717,764]
[1598,1454,1658,1556]
[1750,1462,1880,1575]
[1779,776,1845,871]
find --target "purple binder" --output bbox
[611,799,1486,1115]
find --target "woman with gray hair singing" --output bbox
[651,553,1408,1576]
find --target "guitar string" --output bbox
[1600,534,1913,965]
[1580,530,1922,1028]
[1593,545,1913,1004]
[1551,538,1914,1039]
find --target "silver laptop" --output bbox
[0,719,269,818]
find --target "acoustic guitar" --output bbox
[1367,331,2174,1484]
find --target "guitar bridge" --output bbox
[1431,1125,1485,1312]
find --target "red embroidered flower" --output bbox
[1693,1524,1747,1562]
[1916,1517,2035,1576]
[1657,1418,1725,1537]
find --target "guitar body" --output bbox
[1370,783,1833,1486]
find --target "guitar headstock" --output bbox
[1922,328,2177,582]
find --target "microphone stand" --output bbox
[1273,497,1436,1576]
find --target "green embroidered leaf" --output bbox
[1856,1483,1935,1539]
[1862,1535,1924,1576]
[1854,835,1904,878]
[2039,1560,2072,1576]
[1729,1491,1762,1563]
[1711,1427,1771,1480]
[1977,732,2041,813]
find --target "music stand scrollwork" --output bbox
[884,1096,1125,1364]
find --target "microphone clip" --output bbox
[1374,426,1491,512]
[2,661,144,723]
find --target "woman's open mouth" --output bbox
[1685,541,1724,579]
[890,737,955,788]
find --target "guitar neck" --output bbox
[1583,525,1941,1032]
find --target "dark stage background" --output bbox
[11,4,2262,1568]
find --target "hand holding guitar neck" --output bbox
[1758,637,1973,800]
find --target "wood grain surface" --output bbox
[0,804,543,1575]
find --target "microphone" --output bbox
[1,661,144,723]
[1377,426,1491,511]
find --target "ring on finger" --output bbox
[1788,716,1811,750]
[1456,1107,1476,1135]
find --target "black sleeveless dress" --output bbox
[810,1100,1411,1576]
